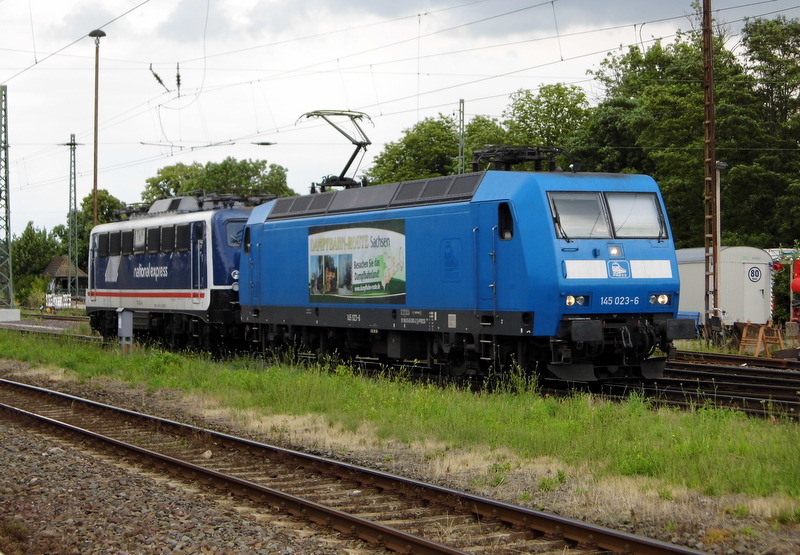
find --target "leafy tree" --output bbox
[365,115,459,184]
[742,16,800,133]
[192,157,293,198]
[141,162,204,203]
[11,222,63,307]
[568,96,654,174]
[503,83,589,147]
[142,157,292,203]
[12,222,61,279]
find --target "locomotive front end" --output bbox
[544,179,696,381]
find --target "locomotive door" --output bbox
[474,202,499,310]
[87,235,97,301]
[191,222,205,305]
[243,226,260,305]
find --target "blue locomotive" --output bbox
[86,194,259,349]
[238,169,696,381]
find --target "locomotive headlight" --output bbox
[565,295,588,306]
[608,245,623,258]
[649,294,670,305]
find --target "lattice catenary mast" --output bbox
[66,134,79,305]
[0,85,13,308]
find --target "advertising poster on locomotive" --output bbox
[308,220,406,304]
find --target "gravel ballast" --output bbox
[0,422,349,554]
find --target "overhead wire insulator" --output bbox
[150,63,170,93]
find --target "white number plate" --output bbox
[600,296,640,306]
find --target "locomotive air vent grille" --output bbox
[393,180,426,202]
[390,172,483,207]
[448,173,484,196]
[289,195,314,213]
[308,192,335,212]
[269,197,295,217]
[266,172,485,220]
[421,178,451,198]
[327,182,399,214]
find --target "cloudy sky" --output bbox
[2,0,799,235]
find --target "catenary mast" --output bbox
[0,85,13,308]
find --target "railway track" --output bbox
[674,350,800,371]
[0,378,701,554]
[595,358,800,419]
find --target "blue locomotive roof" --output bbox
[261,170,659,223]
[266,172,484,220]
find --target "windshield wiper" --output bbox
[553,213,571,243]
[657,210,666,242]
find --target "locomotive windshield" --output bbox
[549,191,666,240]
[226,220,247,246]
[549,192,611,239]
[606,192,665,238]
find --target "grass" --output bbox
[2,330,800,500]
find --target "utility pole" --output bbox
[702,0,720,333]
[0,85,13,308]
[66,134,79,306]
[89,29,105,227]
[457,99,465,174]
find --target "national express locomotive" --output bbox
[86,168,696,381]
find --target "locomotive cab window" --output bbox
[548,192,611,239]
[121,230,134,255]
[147,228,160,254]
[96,233,109,257]
[133,228,146,253]
[161,225,176,252]
[109,231,122,256]
[226,220,247,247]
[498,202,513,240]
[175,224,190,252]
[606,192,666,239]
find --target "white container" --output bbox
[676,246,773,325]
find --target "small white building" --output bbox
[676,246,773,325]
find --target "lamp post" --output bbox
[89,29,105,227]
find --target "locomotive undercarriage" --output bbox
[546,315,676,381]
[88,309,246,351]
[243,322,581,381]
[90,304,683,382]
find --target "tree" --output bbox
[192,157,293,198]
[11,222,62,307]
[141,162,204,203]
[12,222,61,279]
[502,83,589,147]
[742,16,800,133]
[365,115,459,184]
[568,96,654,174]
[141,157,292,203]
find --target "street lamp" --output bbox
[89,29,105,227]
